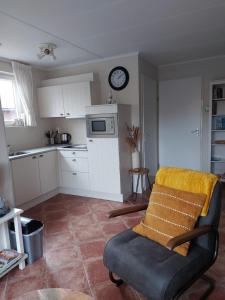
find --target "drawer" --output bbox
[59,150,88,158]
[61,157,89,172]
[61,171,90,190]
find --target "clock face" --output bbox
[108,66,129,90]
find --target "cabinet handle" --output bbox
[72,152,76,155]
[39,154,44,157]
[89,139,93,142]
[72,172,77,175]
[60,113,64,116]
[66,113,70,115]
[72,159,76,162]
[32,156,37,159]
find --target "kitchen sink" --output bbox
[9,151,28,157]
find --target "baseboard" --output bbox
[59,187,124,202]
[19,188,59,211]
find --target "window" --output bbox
[0,77,24,126]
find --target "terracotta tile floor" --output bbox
[1,194,225,300]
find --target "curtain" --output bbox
[12,61,37,127]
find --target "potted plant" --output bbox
[126,125,140,168]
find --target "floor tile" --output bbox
[73,225,105,242]
[85,259,108,286]
[80,240,106,260]
[94,282,139,300]
[101,221,127,236]
[6,275,46,300]
[45,246,81,268]
[45,232,75,252]
[45,220,69,236]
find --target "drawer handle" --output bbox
[39,154,44,157]
[60,113,64,116]
[72,152,76,155]
[66,113,70,115]
[89,139,93,142]
[72,172,77,175]
[72,159,76,162]
[32,156,37,159]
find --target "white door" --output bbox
[87,138,121,194]
[38,86,64,118]
[11,156,41,205]
[62,82,91,117]
[141,75,158,178]
[38,151,58,194]
[159,77,202,170]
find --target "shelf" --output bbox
[0,208,23,225]
[211,160,225,163]
[211,144,225,146]
[212,98,225,101]
[0,253,28,278]
[212,115,225,117]
[211,130,225,132]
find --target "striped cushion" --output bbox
[133,184,206,256]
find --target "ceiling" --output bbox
[0,0,225,69]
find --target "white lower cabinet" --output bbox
[11,155,41,206]
[11,151,58,206]
[61,171,90,190]
[59,150,90,190]
[87,138,121,194]
[38,151,58,194]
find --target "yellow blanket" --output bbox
[155,167,218,216]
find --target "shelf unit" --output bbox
[209,80,225,179]
[0,208,26,278]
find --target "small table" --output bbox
[129,167,152,198]
[14,289,94,300]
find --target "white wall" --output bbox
[158,56,225,171]
[1,64,54,150]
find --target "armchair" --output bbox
[103,182,221,300]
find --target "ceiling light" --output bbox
[37,43,56,61]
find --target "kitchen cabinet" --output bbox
[11,155,41,205]
[58,150,90,190]
[62,82,91,117]
[38,81,92,118]
[87,138,121,194]
[38,151,58,194]
[38,85,64,118]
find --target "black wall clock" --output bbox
[108,66,129,91]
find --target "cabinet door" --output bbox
[61,171,90,189]
[62,82,91,117]
[38,151,58,194]
[87,138,121,193]
[11,156,41,205]
[38,86,64,118]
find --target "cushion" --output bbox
[155,167,218,216]
[133,184,206,256]
[103,229,213,300]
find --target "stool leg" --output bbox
[147,174,152,191]
[136,174,140,199]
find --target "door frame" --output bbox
[140,73,159,182]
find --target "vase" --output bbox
[132,151,140,169]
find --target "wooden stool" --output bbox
[129,167,152,198]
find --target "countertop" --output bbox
[9,144,88,161]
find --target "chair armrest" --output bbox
[166,225,213,251]
[108,203,148,218]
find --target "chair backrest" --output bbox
[194,182,222,251]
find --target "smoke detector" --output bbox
[37,43,56,60]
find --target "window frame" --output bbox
[0,73,24,127]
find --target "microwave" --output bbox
[86,113,118,138]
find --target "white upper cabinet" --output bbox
[38,77,92,118]
[62,82,91,117]
[38,85,64,118]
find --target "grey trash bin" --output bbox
[9,217,44,264]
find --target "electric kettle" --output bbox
[61,133,71,144]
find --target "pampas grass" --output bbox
[126,125,140,152]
